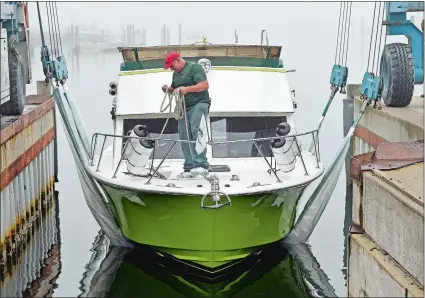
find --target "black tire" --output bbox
[379,43,414,107]
[1,48,26,115]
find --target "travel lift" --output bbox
[323,1,424,132]
[287,1,424,244]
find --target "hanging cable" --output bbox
[333,2,352,67]
[343,2,352,67]
[339,2,348,65]
[334,2,344,65]
[48,1,58,57]
[374,2,384,74]
[50,2,58,58]
[366,2,377,72]
[376,2,387,75]
[48,1,59,58]
[371,2,383,75]
[54,2,64,56]
[52,2,64,57]
[36,2,46,47]
[338,2,347,65]
[45,2,54,58]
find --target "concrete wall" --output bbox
[363,169,423,284]
[353,93,424,156]
[349,234,423,298]
[347,84,424,297]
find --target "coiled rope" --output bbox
[160,86,186,120]
[157,87,193,159]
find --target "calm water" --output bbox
[19,46,351,297]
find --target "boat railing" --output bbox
[89,129,321,183]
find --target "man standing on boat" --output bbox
[161,52,210,177]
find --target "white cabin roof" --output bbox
[115,67,294,117]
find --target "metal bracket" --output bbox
[360,72,383,103]
[201,175,232,210]
[40,45,53,82]
[53,56,69,83]
[349,224,364,234]
[247,182,271,188]
[330,64,349,93]
[201,191,232,210]
[260,29,269,46]
[350,140,424,184]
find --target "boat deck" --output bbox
[88,151,324,196]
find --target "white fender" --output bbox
[271,123,297,173]
[195,114,208,154]
[126,125,154,176]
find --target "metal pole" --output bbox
[253,141,282,182]
[145,141,177,185]
[344,84,357,186]
[96,135,107,172]
[294,138,308,176]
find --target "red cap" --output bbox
[164,52,180,69]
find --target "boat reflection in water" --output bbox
[79,231,337,298]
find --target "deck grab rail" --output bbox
[89,129,321,184]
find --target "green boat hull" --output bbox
[99,182,307,268]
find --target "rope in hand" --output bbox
[160,86,186,120]
[157,86,193,160]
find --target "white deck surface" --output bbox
[88,150,324,195]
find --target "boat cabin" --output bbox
[111,44,297,166]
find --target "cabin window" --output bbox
[123,118,184,159]
[210,116,286,158]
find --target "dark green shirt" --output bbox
[171,61,210,108]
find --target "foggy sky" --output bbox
[27,1,424,88]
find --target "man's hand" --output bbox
[162,84,174,94]
[179,87,189,95]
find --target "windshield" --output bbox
[123,116,287,160]
[210,116,286,158]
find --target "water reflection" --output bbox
[0,190,62,297]
[78,231,336,298]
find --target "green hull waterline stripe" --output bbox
[119,67,287,76]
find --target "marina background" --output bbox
[3,1,423,296]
